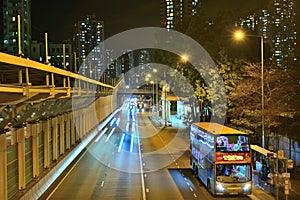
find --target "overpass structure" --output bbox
[0,52,119,199]
[0,52,168,199]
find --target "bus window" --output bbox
[216,164,251,183]
[216,135,250,152]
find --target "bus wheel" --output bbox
[207,179,211,193]
[192,163,195,175]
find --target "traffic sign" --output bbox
[287,159,293,169]
[277,150,284,159]
[282,173,290,178]
[284,178,290,195]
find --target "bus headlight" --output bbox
[216,184,225,192]
[242,183,251,191]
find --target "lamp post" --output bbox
[234,30,265,148]
[150,80,154,107]
[153,68,158,106]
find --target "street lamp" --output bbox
[180,54,189,63]
[153,68,158,106]
[234,30,265,148]
[150,80,154,107]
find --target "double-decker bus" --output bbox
[190,122,252,196]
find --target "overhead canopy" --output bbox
[250,144,276,157]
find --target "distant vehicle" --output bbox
[190,122,252,196]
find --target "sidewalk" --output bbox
[150,114,300,200]
[252,171,300,200]
[290,176,300,196]
[148,114,185,129]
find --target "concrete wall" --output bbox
[1,95,119,200]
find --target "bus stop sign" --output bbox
[287,159,293,169]
[277,150,284,159]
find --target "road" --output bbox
[40,104,254,200]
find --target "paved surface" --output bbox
[155,114,300,200]
[252,171,300,200]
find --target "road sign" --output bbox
[284,178,290,195]
[277,150,284,159]
[287,159,293,169]
[283,172,290,178]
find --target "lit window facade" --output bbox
[270,0,297,69]
[236,0,297,69]
[73,15,104,79]
[3,0,31,57]
[160,0,200,31]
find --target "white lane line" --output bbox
[126,123,130,132]
[101,181,105,187]
[130,133,134,152]
[136,117,146,200]
[110,117,116,126]
[105,127,116,142]
[116,117,120,126]
[118,133,126,152]
[94,127,108,143]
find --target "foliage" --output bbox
[228,62,298,145]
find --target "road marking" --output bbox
[130,133,134,152]
[110,117,116,126]
[94,127,108,142]
[248,194,260,200]
[136,117,146,200]
[101,181,104,187]
[116,117,120,126]
[118,133,125,152]
[105,127,115,142]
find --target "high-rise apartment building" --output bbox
[0,0,4,52]
[3,0,31,57]
[30,40,73,71]
[72,15,104,79]
[270,0,297,69]
[236,0,297,69]
[160,0,200,31]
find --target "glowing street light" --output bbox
[234,29,265,149]
[180,54,189,63]
[234,30,245,41]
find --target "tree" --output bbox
[228,62,297,146]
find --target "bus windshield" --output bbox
[216,135,250,152]
[216,164,251,183]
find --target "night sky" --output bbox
[31,0,300,55]
[31,0,160,42]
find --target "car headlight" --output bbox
[243,183,251,191]
[216,184,225,192]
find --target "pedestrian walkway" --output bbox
[149,114,300,200]
[148,114,186,129]
[252,171,300,200]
